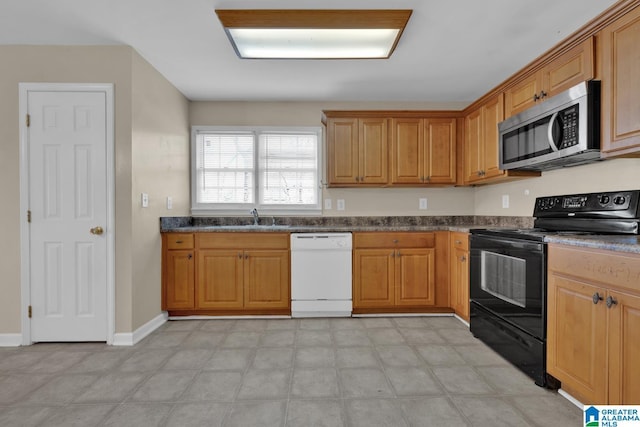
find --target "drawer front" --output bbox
[166,233,194,250]
[450,232,469,251]
[354,232,435,249]
[548,244,640,295]
[197,232,290,250]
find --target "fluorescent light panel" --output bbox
[216,10,412,59]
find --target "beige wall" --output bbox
[131,52,190,330]
[190,101,474,217]
[0,46,134,335]
[0,45,189,336]
[474,158,640,216]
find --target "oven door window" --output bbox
[481,251,526,308]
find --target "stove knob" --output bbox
[599,195,610,205]
[614,196,626,205]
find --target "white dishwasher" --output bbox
[290,233,352,318]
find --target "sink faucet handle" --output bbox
[250,208,259,225]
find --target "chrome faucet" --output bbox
[250,208,259,225]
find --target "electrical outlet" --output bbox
[337,199,345,211]
[166,196,173,210]
[324,198,332,210]
[141,193,149,208]
[419,198,428,210]
[502,194,509,209]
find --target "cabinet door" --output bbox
[481,94,505,180]
[197,250,244,309]
[464,107,483,183]
[395,248,435,306]
[450,245,469,321]
[601,6,640,157]
[542,37,594,98]
[165,250,195,310]
[547,272,607,404]
[244,250,290,310]
[390,118,424,184]
[359,118,389,184]
[425,118,456,184]
[607,290,640,405]
[327,118,359,184]
[504,72,542,118]
[353,249,395,308]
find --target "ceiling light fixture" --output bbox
[215,9,412,59]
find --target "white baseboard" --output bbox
[0,334,23,347]
[112,312,167,346]
[558,388,584,409]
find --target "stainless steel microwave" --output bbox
[498,80,601,171]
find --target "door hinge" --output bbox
[28,305,32,318]
[27,210,31,223]
[26,114,30,127]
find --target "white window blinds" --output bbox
[259,133,318,205]
[192,126,322,214]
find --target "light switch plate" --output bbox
[324,198,332,210]
[141,193,149,208]
[337,199,345,211]
[502,194,509,209]
[419,198,428,210]
[166,196,173,210]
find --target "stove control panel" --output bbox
[534,190,640,219]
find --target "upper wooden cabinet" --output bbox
[504,37,595,118]
[464,94,540,185]
[390,117,456,185]
[600,5,640,157]
[325,116,388,186]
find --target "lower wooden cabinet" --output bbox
[547,244,640,404]
[449,232,469,321]
[162,232,290,315]
[353,232,446,313]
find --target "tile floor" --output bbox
[0,316,581,426]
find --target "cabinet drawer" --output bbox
[548,244,640,295]
[354,232,435,249]
[197,232,290,250]
[450,232,469,251]
[166,233,194,250]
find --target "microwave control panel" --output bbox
[558,106,579,149]
[534,190,640,218]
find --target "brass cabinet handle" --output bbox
[238,252,243,259]
[455,240,462,244]
[245,254,249,260]
[175,240,183,244]
[592,293,603,304]
[460,255,466,262]
[188,253,192,260]
[393,239,399,244]
[90,226,104,235]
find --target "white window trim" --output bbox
[191,125,323,216]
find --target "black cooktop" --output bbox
[472,190,640,240]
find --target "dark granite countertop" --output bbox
[545,234,640,255]
[160,215,534,234]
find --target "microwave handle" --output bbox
[547,111,560,152]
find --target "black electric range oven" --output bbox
[469,190,640,388]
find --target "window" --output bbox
[192,126,322,214]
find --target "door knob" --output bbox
[90,226,104,235]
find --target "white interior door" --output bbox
[28,90,109,342]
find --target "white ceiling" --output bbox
[0,0,618,104]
